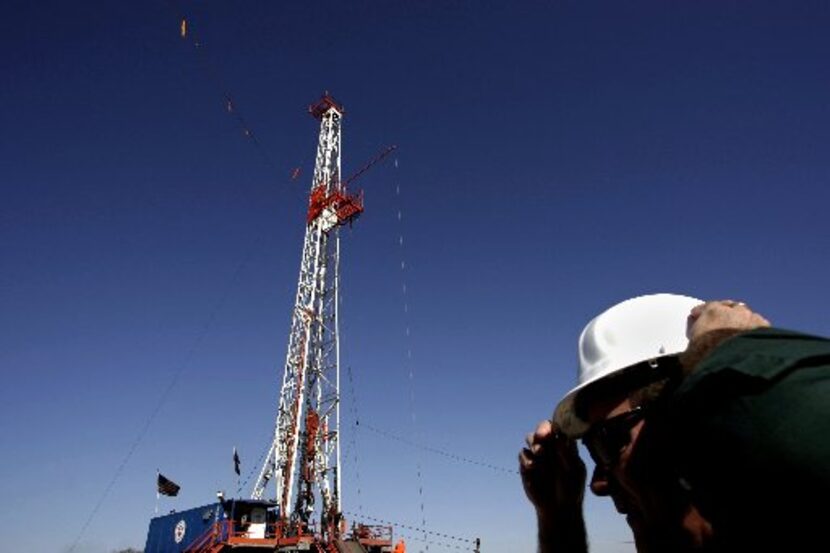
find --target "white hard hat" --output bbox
[553,293,702,437]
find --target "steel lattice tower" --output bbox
[251,94,363,539]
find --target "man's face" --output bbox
[584,394,646,522]
[582,392,713,551]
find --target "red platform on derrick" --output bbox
[306,184,364,227]
[309,93,345,120]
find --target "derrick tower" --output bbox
[143,96,400,553]
[251,93,362,538]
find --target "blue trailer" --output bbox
[144,499,279,552]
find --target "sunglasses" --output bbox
[582,406,647,467]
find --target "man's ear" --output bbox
[627,409,677,483]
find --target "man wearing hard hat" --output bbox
[520,294,775,552]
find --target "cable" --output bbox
[68,9,290,544]
[345,511,476,545]
[239,429,277,494]
[360,423,518,476]
[67,232,265,552]
[390,158,429,551]
[345,365,365,514]
[391,532,477,552]
[167,2,285,180]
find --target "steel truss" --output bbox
[252,95,361,542]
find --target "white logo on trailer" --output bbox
[174,520,186,543]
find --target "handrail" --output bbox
[186,518,332,551]
[183,521,223,553]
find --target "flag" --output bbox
[233,447,241,476]
[157,472,181,497]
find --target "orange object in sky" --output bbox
[393,539,406,553]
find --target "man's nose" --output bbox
[590,465,610,496]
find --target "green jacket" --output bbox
[668,328,830,550]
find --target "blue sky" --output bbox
[2,1,829,552]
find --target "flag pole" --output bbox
[155,469,160,515]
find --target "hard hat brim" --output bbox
[552,353,679,438]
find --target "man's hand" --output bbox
[520,420,588,552]
[681,300,771,372]
[520,419,586,515]
[686,300,770,342]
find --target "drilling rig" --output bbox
[143,94,397,553]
